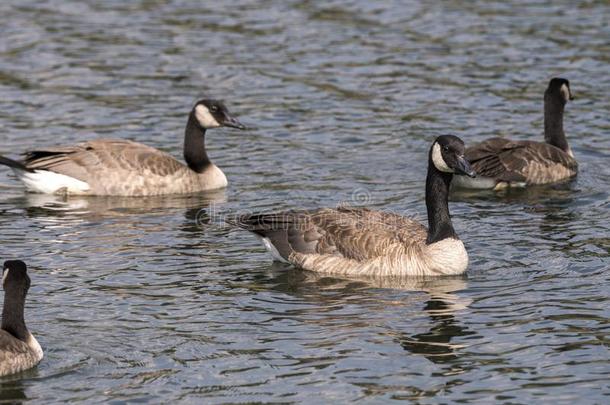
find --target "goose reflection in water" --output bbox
[15,190,226,221]
[351,275,476,365]
[257,265,474,364]
[396,292,476,364]
[0,372,28,404]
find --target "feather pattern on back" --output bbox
[464,137,577,185]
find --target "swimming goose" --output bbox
[229,135,476,277]
[0,100,245,196]
[453,78,577,190]
[0,260,43,377]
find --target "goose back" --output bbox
[458,137,577,188]
[235,207,426,259]
[20,139,227,196]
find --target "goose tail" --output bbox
[226,212,317,263]
[0,155,33,172]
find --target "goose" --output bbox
[0,100,245,196]
[453,78,577,190]
[228,135,476,277]
[0,260,43,377]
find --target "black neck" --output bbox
[425,161,457,244]
[544,93,569,153]
[1,287,28,341]
[184,112,211,173]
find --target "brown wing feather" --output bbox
[313,207,426,261]
[466,137,577,183]
[23,139,186,181]
[231,207,427,263]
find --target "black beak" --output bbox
[455,155,476,178]
[222,115,246,130]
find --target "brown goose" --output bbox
[0,100,245,196]
[452,78,577,190]
[229,135,476,277]
[0,260,43,377]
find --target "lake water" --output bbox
[0,0,609,403]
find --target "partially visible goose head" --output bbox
[546,77,574,105]
[1,260,43,376]
[430,135,476,178]
[2,260,32,342]
[192,99,246,130]
[2,260,30,299]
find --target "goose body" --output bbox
[230,135,476,277]
[0,261,43,377]
[453,78,577,190]
[0,100,244,196]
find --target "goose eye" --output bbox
[210,105,218,112]
[442,145,450,152]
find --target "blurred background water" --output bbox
[0,0,609,403]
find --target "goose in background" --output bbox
[229,135,476,277]
[0,260,43,377]
[453,77,577,190]
[0,100,245,196]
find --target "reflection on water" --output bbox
[397,297,474,365]
[283,273,476,365]
[0,0,609,403]
[263,269,475,366]
[0,378,27,404]
[18,190,227,218]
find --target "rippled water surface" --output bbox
[0,0,609,403]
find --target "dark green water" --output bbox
[0,0,608,403]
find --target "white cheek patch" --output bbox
[195,105,221,128]
[2,268,9,286]
[560,84,570,101]
[432,143,454,173]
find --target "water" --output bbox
[0,0,609,403]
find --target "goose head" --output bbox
[430,135,476,177]
[193,99,246,130]
[2,260,30,293]
[546,77,574,104]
